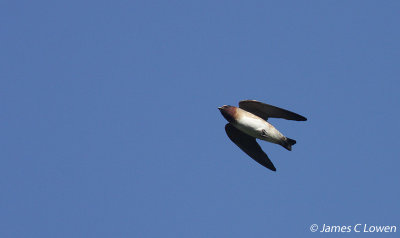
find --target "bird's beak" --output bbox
[218,106,222,110]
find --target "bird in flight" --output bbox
[218,100,307,171]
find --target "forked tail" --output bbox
[282,137,296,151]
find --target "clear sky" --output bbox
[1,1,399,237]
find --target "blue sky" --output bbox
[1,1,399,237]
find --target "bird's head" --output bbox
[218,105,237,122]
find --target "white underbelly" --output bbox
[234,116,284,143]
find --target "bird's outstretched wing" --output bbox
[239,100,307,121]
[225,123,276,171]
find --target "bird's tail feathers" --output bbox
[282,137,296,151]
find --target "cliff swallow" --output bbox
[218,100,307,171]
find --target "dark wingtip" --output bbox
[268,164,277,171]
[296,115,307,121]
